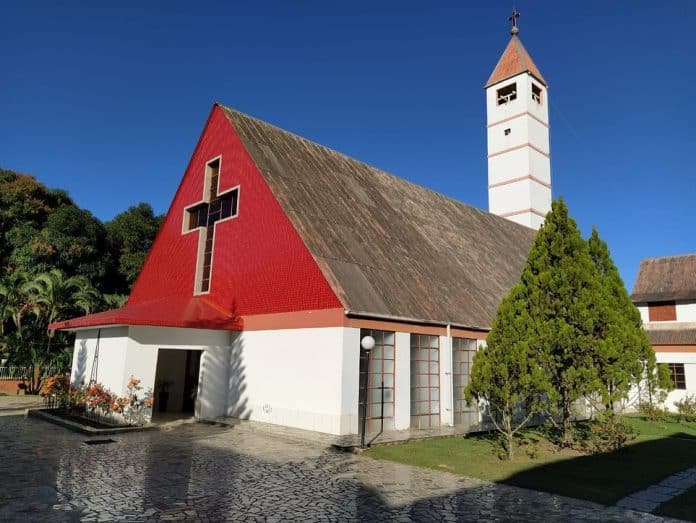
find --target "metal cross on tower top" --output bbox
[509,9,520,35]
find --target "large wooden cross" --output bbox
[183,157,238,293]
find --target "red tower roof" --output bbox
[486,35,547,88]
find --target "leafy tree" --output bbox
[40,205,111,287]
[105,203,162,292]
[587,227,654,411]
[641,362,675,418]
[0,170,73,272]
[520,198,601,446]
[466,284,549,459]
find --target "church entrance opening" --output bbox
[152,349,202,420]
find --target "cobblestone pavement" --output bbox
[0,415,681,522]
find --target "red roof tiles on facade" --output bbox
[50,297,241,331]
[486,35,547,88]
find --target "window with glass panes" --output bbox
[452,337,478,428]
[668,363,686,390]
[359,329,395,433]
[410,334,440,428]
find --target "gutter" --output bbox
[343,310,490,334]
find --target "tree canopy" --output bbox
[0,166,163,383]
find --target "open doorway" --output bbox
[152,349,202,420]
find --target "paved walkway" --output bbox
[0,394,43,413]
[617,466,696,513]
[0,415,682,522]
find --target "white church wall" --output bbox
[488,147,529,186]
[636,304,649,324]
[487,114,548,159]
[487,116,528,155]
[394,332,411,430]
[485,72,530,123]
[527,80,549,124]
[529,179,552,216]
[226,326,351,435]
[489,178,532,216]
[70,327,129,394]
[528,147,551,185]
[340,327,361,434]
[125,326,232,417]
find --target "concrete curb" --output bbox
[27,409,158,436]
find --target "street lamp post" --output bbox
[360,335,375,449]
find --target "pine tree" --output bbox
[521,198,601,445]
[588,227,654,411]
[465,283,549,460]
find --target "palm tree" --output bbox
[0,271,30,335]
[23,269,100,389]
[72,279,101,315]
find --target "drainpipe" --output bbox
[446,324,453,426]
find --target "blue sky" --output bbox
[2,1,694,291]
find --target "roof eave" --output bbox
[485,70,548,90]
[345,309,490,333]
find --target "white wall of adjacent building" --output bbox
[636,300,696,324]
[656,352,696,411]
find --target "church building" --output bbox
[51,20,551,437]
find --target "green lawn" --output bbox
[655,484,696,521]
[364,416,696,507]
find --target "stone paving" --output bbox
[617,466,696,513]
[0,415,682,522]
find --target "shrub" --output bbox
[39,374,70,398]
[579,413,637,454]
[638,401,669,422]
[674,395,696,422]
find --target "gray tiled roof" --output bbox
[221,105,535,329]
[645,325,696,345]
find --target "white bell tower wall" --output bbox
[486,71,552,229]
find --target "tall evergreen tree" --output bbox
[521,198,601,445]
[466,283,549,460]
[587,227,654,411]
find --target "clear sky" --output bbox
[2,1,694,291]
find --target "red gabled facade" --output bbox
[52,105,341,331]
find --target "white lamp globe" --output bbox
[360,335,376,351]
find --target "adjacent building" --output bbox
[632,254,696,409]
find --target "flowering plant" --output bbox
[121,376,153,426]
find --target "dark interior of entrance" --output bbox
[153,349,202,419]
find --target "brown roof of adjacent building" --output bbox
[486,35,547,88]
[221,105,536,329]
[631,254,696,302]
[645,324,696,346]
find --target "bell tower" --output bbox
[486,11,551,230]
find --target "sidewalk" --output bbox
[0,394,43,414]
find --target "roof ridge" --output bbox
[640,253,696,262]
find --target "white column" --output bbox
[340,327,361,434]
[394,332,411,430]
[439,333,454,426]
